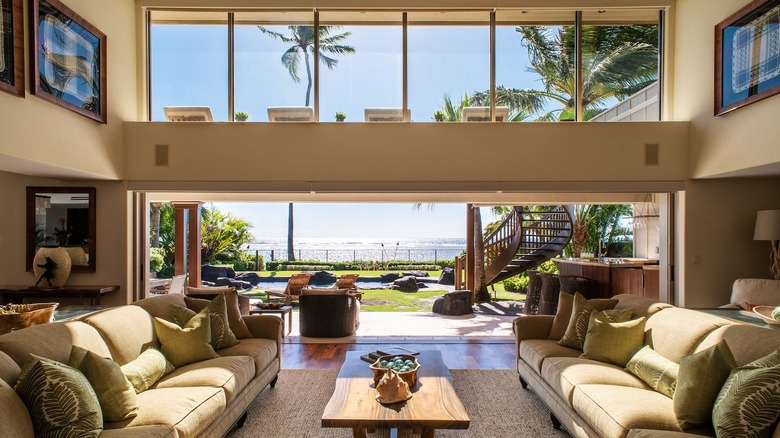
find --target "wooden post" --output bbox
[172,201,204,288]
[466,204,475,294]
[187,203,203,288]
[174,205,187,276]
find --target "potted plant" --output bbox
[335,111,347,122]
[433,110,446,122]
[234,111,250,122]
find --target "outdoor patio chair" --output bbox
[265,273,313,304]
[335,274,361,301]
[167,274,187,294]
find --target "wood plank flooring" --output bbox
[282,343,516,369]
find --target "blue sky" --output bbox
[211,203,503,240]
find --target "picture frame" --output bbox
[715,0,780,116]
[0,0,24,97]
[30,0,106,123]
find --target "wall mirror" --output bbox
[26,187,96,272]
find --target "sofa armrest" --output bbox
[628,430,713,438]
[242,315,282,359]
[513,315,555,341]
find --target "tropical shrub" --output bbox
[149,248,165,273]
[503,274,529,293]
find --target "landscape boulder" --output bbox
[390,276,419,292]
[380,272,402,282]
[402,270,429,278]
[309,270,337,285]
[432,291,473,316]
[235,272,262,286]
[213,277,253,290]
[202,265,236,283]
[438,267,455,285]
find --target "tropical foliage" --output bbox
[566,204,632,257]
[432,93,529,122]
[472,24,658,121]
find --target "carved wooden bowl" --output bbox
[369,354,420,386]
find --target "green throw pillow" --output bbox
[154,309,218,368]
[558,293,620,350]
[626,346,679,398]
[172,292,238,350]
[15,354,102,438]
[68,346,139,422]
[185,288,252,339]
[580,312,646,367]
[674,340,737,430]
[121,348,175,394]
[712,352,780,438]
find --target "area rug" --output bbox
[228,369,568,438]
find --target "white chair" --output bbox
[167,274,187,294]
[163,106,214,122]
[461,106,510,122]
[267,106,314,122]
[364,108,410,122]
[720,278,780,309]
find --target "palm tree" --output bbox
[150,202,163,248]
[257,25,356,106]
[258,26,355,261]
[474,25,658,121]
[434,92,530,122]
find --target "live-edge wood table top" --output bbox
[321,350,470,436]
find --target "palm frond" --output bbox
[281,47,302,83]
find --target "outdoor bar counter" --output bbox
[553,258,659,300]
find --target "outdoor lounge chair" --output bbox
[334,274,361,301]
[265,273,313,304]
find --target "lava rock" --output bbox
[438,267,455,285]
[309,270,337,285]
[432,291,474,316]
[202,265,236,282]
[213,277,253,290]
[380,272,402,282]
[402,270,429,278]
[235,272,262,285]
[391,276,419,292]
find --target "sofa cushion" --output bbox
[16,355,103,438]
[185,289,252,339]
[549,292,618,341]
[153,311,218,367]
[614,294,673,319]
[155,355,254,403]
[712,352,780,438]
[542,357,649,407]
[133,293,188,323]
[0,350,20,386]
[626,346,679,398]
[559,293,619,349]
[644,308,731,364]
[120,348,175,394]
[695,324,780,367]
[581,314,646,367]
[728,278,780,309]
[80,305,157,366]
[573,384,682,438]
[216,338,278,376]
[0,321,111,379]
[173,292,239,349]
[69,346,139,422]
[518,339,581,373]
[104,386,226,438]
[0,378,34,438]
[675,340,736,431]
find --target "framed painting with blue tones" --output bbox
[0,0,23,97]
[31,0,106,123]
[716,0,780,116]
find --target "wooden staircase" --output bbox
[456,206,573,289]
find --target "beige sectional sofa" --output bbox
[0,293,282,438]
[514,294,780,438]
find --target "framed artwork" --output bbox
[716,0,780,116]
[0,0,23,97]
[31,0,106,123]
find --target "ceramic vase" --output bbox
[33,246,71,288]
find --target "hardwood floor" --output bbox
[282,343,517,369]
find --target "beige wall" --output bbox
[0,171,131,306]
[680,177,780,308]
[674,0,780,178]
[0,0,136,180]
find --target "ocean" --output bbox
[245,237,466,263]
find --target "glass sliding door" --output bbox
[407,11,490,123]
[149,11,229,121]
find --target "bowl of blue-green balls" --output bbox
[369,354,420,386]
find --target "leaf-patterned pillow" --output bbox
[171,292,238,350]
[712,352,780,438]
[626,346,678,398]
[15,354,103,438]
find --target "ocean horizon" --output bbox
[245,237,466,263]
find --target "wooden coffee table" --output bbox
[321,350,469,437]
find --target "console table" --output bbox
[0,285,120,306]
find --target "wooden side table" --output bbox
[249,305,293,337]
[0,285,120,306]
